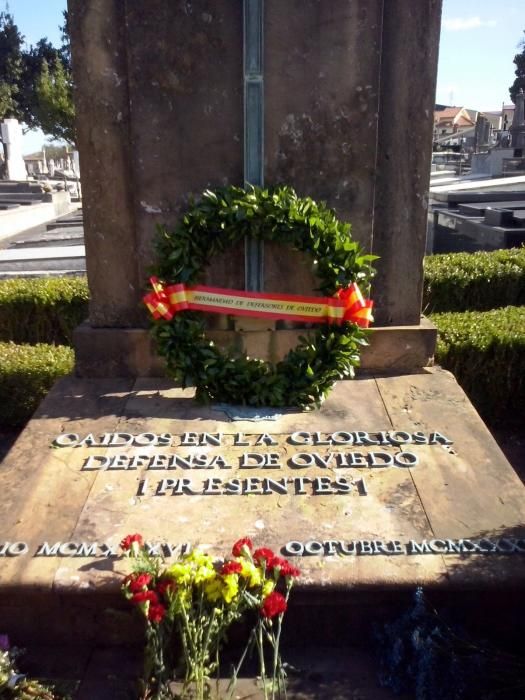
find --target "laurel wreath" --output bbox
[150,185,376,408]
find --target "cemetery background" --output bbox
[0,1,520,700]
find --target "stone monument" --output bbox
[1,0,525,654]
[71,0,438,375]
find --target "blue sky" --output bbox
[5,0,525,153]
[437,0,524,110]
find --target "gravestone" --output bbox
[1,0,525,651]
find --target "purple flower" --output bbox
[0,634,9,651]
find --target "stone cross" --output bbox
[0,119,27,181]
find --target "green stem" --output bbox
[226,627,257,700]
[257,620,268,700]
[271,618,283,700]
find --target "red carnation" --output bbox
[128,573,153,593]
[156,579,177,598]
[278,560,300,578]
[132,589,158,606]
[148,603,166,624]
[232,537,253,557]
[221,560,243,576]
[261,591,287,619]
[120,533,143,551]
[270,557,300,578]
[253,547,275,567]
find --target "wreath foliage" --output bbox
[150,185,376,408]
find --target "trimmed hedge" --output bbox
[0,268,524,428]
[0,342,74,428]
[0,250,523,347]
[0,277,89,345]
[423,248,525,313]
[432,306,525,420]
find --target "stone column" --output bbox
[69,0,141,327]
[372,0,442,325]
[69,0,245,328]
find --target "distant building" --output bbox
[434,106,476,139]
[23,150,75,177]
[23,151,47,176]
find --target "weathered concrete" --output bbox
[372,0,442,325]
[125,0,245,290]
[1,370,524,645]
[0,119,27,181]
[69,0,443,336]
[264,0,382,253]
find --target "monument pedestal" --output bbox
[73,319,438,377]
[1,369,524,646]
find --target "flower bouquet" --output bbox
[121,534,300,700]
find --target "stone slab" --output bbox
[1,369,525,645]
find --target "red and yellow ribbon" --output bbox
[144,278,373,327]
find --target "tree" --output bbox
[509,32,525,103]
[0,10,75,145]
[18,38,63,130]
[35,57,75,143]
[59,10,71,69]
[0,11,24,120]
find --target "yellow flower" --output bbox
[239,560,262,588]
[175,586,192,610]
[186,549,213,568]
[262,579,276,597]
[204,578,223,603]
[221,574,239,604]
[168,562,193,584]
[194,563,216,585]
